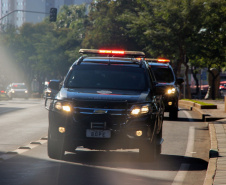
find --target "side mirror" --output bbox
[176,77,184,85]
[48,80,60,91]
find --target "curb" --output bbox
[179,100,210,121]
[204,123,218,185]
[179,100,218,185]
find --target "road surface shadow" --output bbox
[62,149,208,171]
[0,107,24,115]
[0,150,207,185]
[164,117,202,122]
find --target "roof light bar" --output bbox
[99,50,125,55]
[157,58,170,63]
[145,58,170,63]
[79,49,145,57]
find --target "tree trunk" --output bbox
[204,68,220,100]
[191,67,199,95]
[185,65,191,99]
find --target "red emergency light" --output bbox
[99,50,125,55]
[145,58,170,63]
[79,49,145,57]
[157,58,170,63]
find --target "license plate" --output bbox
[86,129,111,138]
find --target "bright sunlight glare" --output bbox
[0,41,25,89]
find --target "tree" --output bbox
[189,0,226,99]
[121,0,225,99]
[0,4,88,93]
[55,4,88,64]
[82,0,142,50]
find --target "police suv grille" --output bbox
[72,100,129,129]
[73,100,128,115]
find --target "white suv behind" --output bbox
[6,83,29,100]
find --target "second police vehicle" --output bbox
[146,58,184,119]
[45,49,165,161]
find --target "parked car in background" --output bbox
[0,88,7,99]
[219,81,226,97]
[6,83,29,100]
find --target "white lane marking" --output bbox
[0,138,47,161]
[172,110,195,185]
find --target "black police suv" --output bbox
[43,79,60,99]
[146,59,184,119]
[45,49,165,161]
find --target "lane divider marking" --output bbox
[172,110,195,185]
[0,136,48,161]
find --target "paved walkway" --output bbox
[179,99,226,185]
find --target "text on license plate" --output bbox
[86,129,111,138]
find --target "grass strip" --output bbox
[181,99,214,105]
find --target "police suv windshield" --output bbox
[65,65,148,91]
[151,66,174,83]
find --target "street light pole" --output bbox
[0,10,50,30]
[0,9,49,21]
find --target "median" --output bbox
[179,99,217,109]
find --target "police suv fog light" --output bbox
[136,130,142,137]
[168,102,172,106]
[59,127,65,133]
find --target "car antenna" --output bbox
[108,56,111,65]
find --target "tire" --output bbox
[47,129,65,160]
[169,107,178,120]
[156,127,162,157]
[139,136,157,162]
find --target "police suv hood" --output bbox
[156,82,175,88]
[155,82,177,94]
[56,88,150,103]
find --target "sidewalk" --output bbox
[179,99,226,185]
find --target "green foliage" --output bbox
[82,0,142,50]
[0,1,225,95]
[190,0,226,71]
[0,4,87,87]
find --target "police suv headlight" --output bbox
[25,90,28,93]
[167,88,176,94]
[55,102,71,112]
[46,88,52,93]
[130,104,150,116]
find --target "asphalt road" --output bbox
[0,98,209,185]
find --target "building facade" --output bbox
[0,0,92,28]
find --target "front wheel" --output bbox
[48,129,65,160]
[139,136,157,162]
[156,127,163,157]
